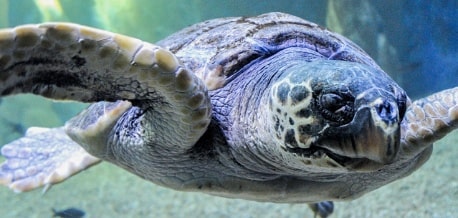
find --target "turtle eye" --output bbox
[318,93,354,124]
[320,93,344,111]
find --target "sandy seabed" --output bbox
[0,131,456,218]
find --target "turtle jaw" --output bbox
[316,102,401,170]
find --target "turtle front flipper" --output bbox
[401,87,458,157]
[0,23,211,156]
[0,127,100,192]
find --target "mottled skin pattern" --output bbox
[0,12,457,217]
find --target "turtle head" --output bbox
[269,59,407,171]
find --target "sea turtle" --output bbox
[0,12,456,217]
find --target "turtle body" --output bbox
[0,12,457,217]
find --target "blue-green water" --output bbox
[0,1,457,217]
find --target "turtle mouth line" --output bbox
[286,145,352,166]
[318,147,351,164]
[287,144,382,170]
[314,145,388,170]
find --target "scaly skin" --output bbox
[401,87,458,158]
[0,127,100,192]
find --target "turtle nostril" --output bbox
[376,100,398,123]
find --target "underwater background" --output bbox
[0,0,456,217]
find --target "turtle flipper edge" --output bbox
[0,127,100,192]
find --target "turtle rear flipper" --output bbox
[0,127,100,192]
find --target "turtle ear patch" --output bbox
[290,85,310,105]
[276,82,290,105]
[272,81,313,107]
[270,79,318,149]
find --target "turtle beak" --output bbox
[368,99,401,163]
[317,98,401,167]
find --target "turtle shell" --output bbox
[157,12,381,90]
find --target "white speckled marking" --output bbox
[270,78,321,150]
